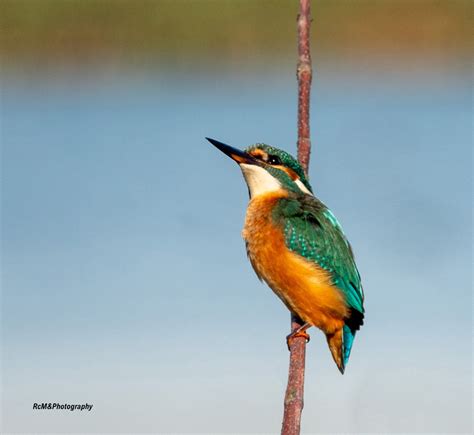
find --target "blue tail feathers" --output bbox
[342,325,356,368]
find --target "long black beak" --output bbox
[206,137,260,165]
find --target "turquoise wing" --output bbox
[272,194,364,366]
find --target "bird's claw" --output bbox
[286,330,311,350]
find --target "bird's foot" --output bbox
[286,325,311,350]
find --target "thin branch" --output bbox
[281,314,308,435]
[296,0,312,176]
[281,1,312,434]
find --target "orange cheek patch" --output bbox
[274,165,299,181]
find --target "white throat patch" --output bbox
[240,164,281,198]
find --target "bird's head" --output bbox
[207,137,313,198]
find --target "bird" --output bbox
[207,137,364,374]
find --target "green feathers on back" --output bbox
[272,194,365,315]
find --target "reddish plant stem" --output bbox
[281,314,308,435]
[296,0,312,176]
[281,1,312,435]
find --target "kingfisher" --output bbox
[207,137,364,374]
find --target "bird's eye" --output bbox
[268,155,282,165]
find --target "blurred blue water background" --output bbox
[2,61,471,433]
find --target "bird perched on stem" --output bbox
[207,138,364,373]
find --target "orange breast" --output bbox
[242,192,348,334]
